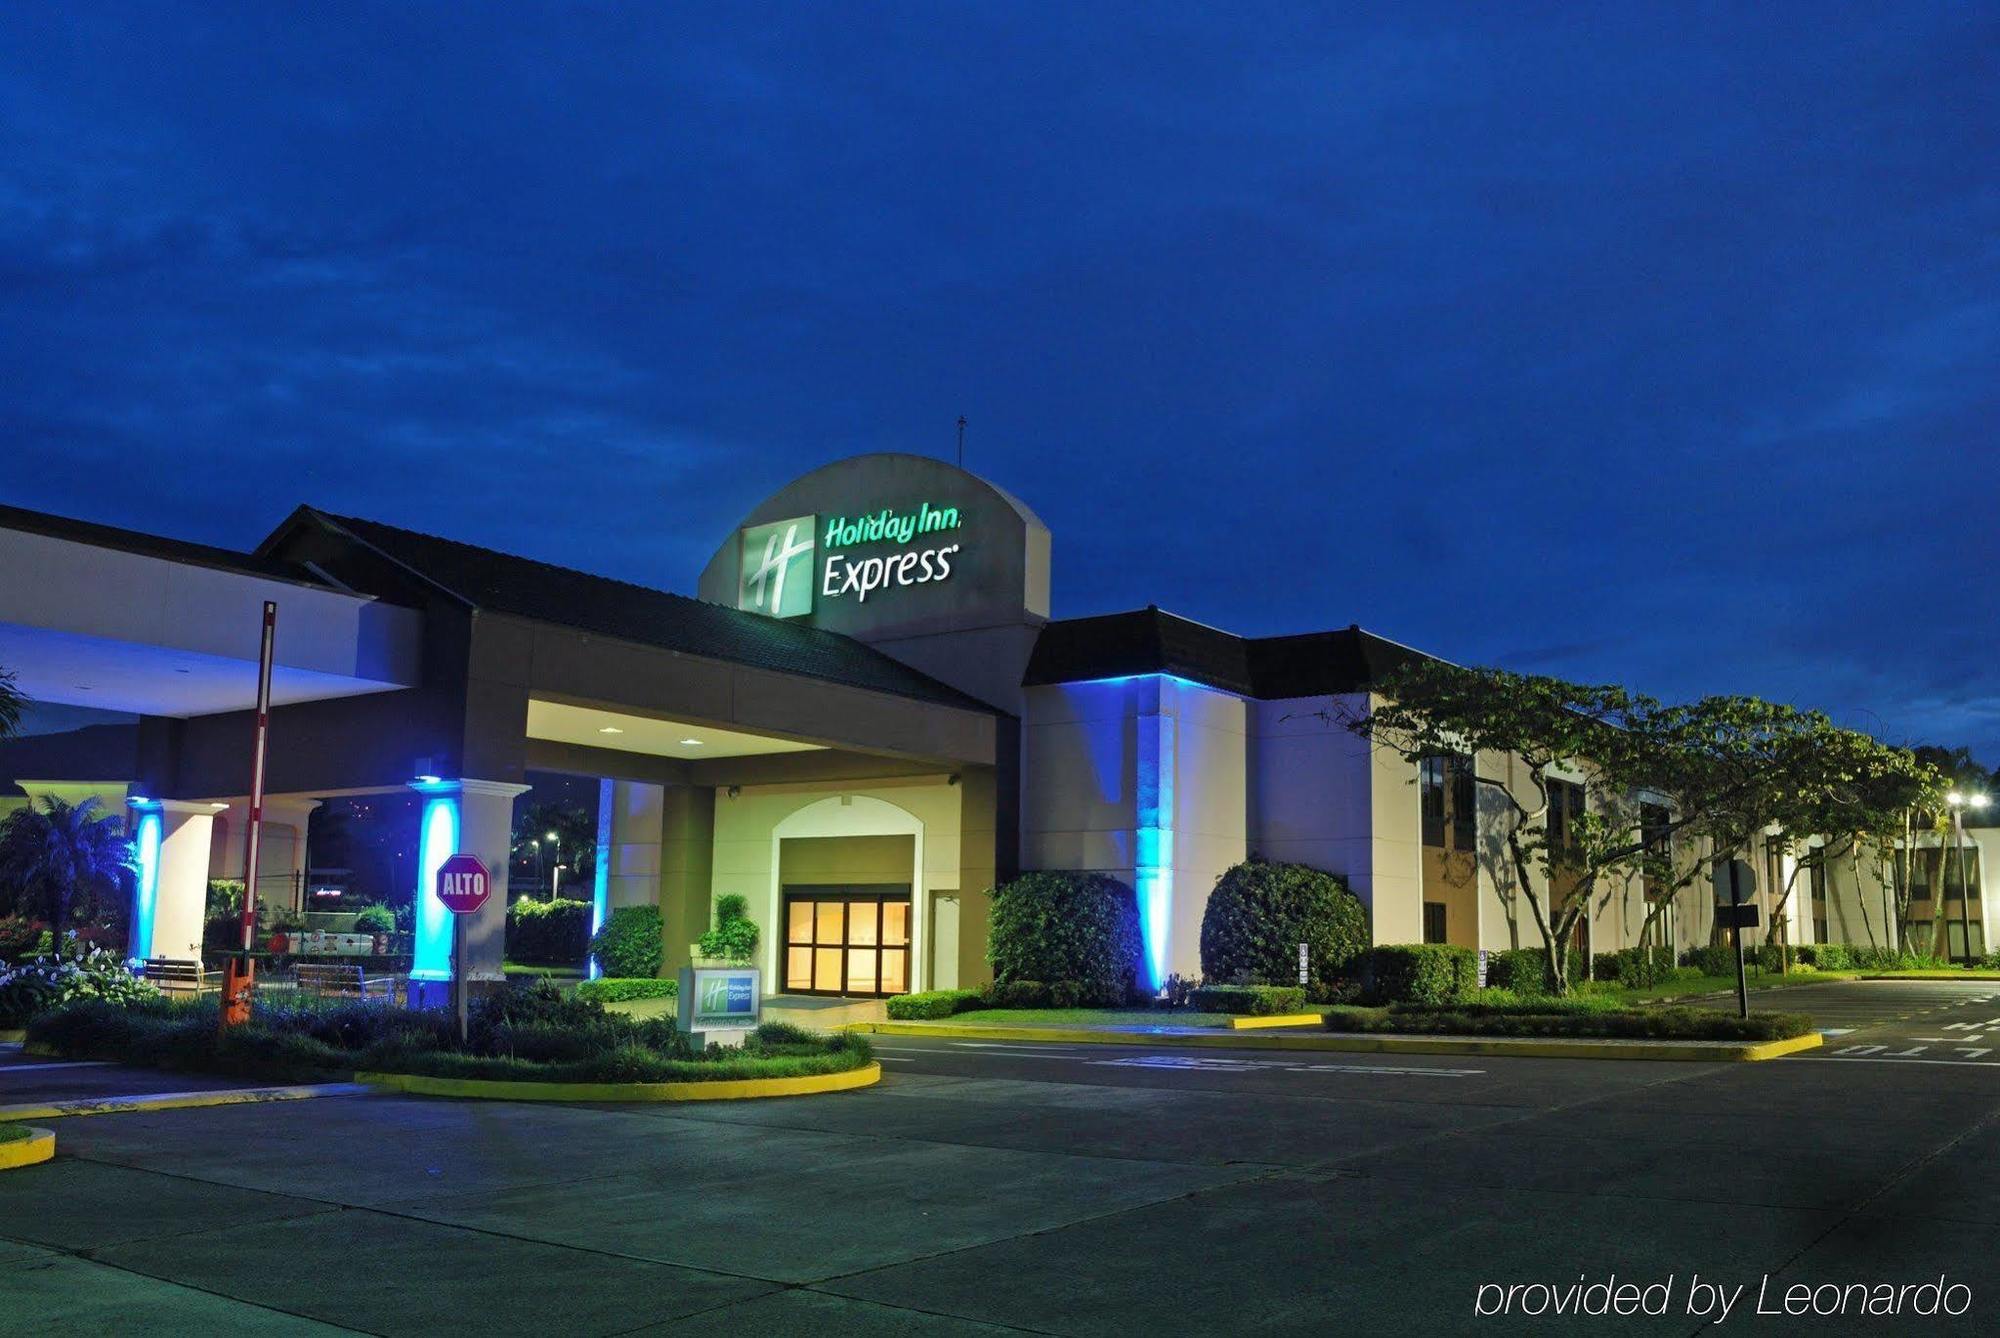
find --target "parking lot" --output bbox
[4,980,1999,1335]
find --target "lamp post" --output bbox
[545,830,561,900]
[1947,792,1989,963]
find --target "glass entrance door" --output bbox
[783,887,911,997]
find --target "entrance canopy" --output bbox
[0,503,420,718]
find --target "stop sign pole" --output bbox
[435,853,491,1042]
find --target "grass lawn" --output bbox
[1610,969,1841,1004]
[0,1122,30,1145]
[502,962,585,978]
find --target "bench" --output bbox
[293,961,396,1001]
[142,958,218,995]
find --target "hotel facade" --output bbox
[1,453,1989,994]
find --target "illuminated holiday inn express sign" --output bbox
[739,501,965,618]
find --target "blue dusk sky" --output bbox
[1,5,1994,753]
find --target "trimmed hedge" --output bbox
[1188,984,1308,1015]
[590,904,664,980]
[1199,858,1367,995]
[987,871,1143,1006]
[1365,944,1475,1004]
[574,977,678,1003]
[1592,945,1676,987]
[886,988,987,1020]
[509,898,592,966]
[1324,1002,1813,1043]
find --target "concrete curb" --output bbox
[0,1082,366,1122]
[1224,1013,1327,1030]
[1858,973,2000,982]
[358,1061,882,1102]
[0,1126,56,1170]
[851,1021,1823,1062]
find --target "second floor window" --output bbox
[1546,778,1586,852]
[1420,753,1477,851]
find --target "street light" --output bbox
[545,831,561,899]
[1946,792,1988,963]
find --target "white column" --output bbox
[134,799,228,962]
[409,778,529,986]
[604,781,665,911]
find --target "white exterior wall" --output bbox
[1246,693,1377,909]
[1021,677,1247,981]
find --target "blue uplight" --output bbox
[409,784,460,981]
[130,804,162,960]
[589,779,612,980]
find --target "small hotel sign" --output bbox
[678,966,762,1042]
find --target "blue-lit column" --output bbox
[1134,681,1176,993]
[408,778,530,987]
[124,797,227,962]
[590,778,614,980]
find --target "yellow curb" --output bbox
[0,1126,56,1171]
[0,1029,25,1045]
[851,1021,1822,1062]
[1225,1013,1327,1031]
[0,1083,366,1121]
[358,1061,881,1102]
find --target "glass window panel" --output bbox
[814,948,843,991]
[786,947,813,990]
[815,901,845,946]
[849,901,879,946]
[788,900,813,943]
[847,948,878,994]
[880,949,908,995]
[882,901,909,946]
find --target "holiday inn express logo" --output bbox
[739,515,816,618]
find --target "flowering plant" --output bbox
[0,935,160,1027]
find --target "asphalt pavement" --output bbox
[3,981,1999,1336]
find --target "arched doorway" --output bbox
[769,795,925,996]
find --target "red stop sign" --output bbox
[435,853,491,915]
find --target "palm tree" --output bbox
[0,797,135,939]
[0,666,23,739]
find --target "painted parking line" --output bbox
[1821,1057,2000,1069]
[0,1061,114,1074]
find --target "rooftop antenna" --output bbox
[956,415,967,469]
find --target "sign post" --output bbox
[1297,942,1308,987]
[1713,858,1759,1021]
[219,600,277,1031]
[435,853,491,1043]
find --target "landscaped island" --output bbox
[26,979,871,1087]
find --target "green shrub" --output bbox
[1365,944,1475,1004]
[987,871,1142,1006]
[1483,946,1584,994]
[509,898,592,966]
[884,988,986,1020]
[1800,943,1853,970]
[696,893,759,964]
[590,904,664,979]
[574,976,678,1003]
[1188,984,1308,1015]
[1592,945,1677,987]
[1198,858,1367,994]
[349,903,396,934]
[1982,951,2000,970]
[986,978,1051,1008]
[1681,944,1736,977]
[1324,1002,1812,1042]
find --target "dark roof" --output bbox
[290,509,996,713]
[1023,607,1432,699]
[0,501,327,587]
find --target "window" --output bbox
[1639,802,1672,900]
[1420,752,1477,851]
[1546,779,1586,850]
[1419,756,1447,847]
[1810,860,1829,944]
[1450,757,1477,852]
[1422,902,1447,945]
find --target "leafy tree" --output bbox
[0,797,136,935]
[696,893,759,964]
